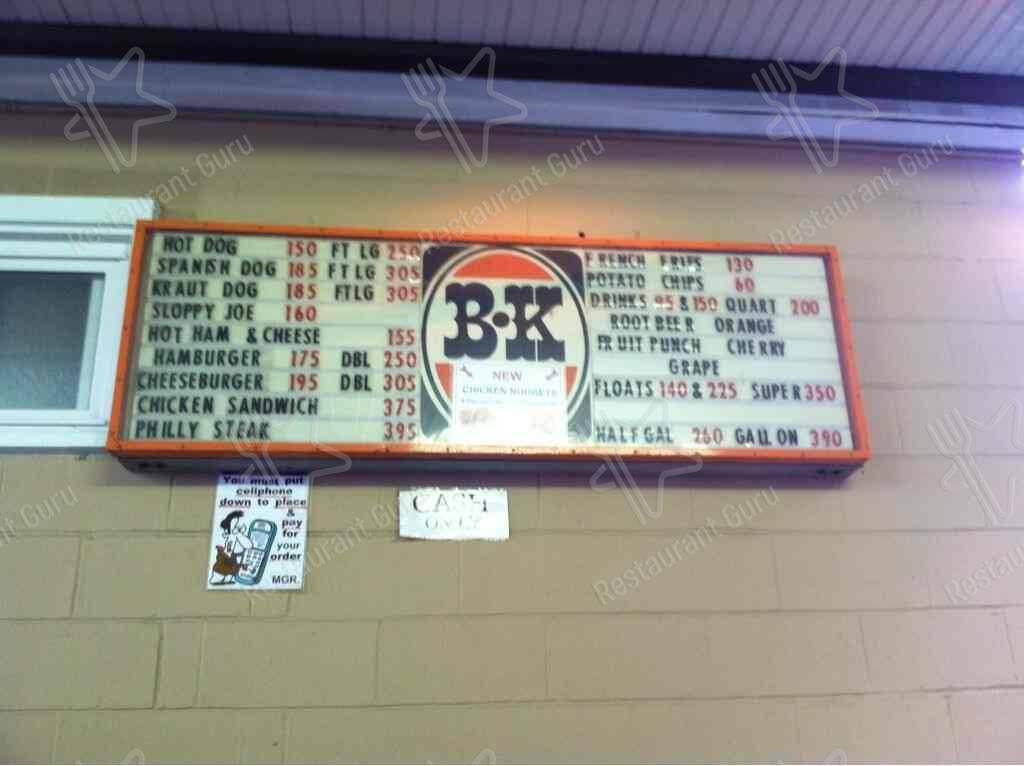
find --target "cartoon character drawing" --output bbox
[209,510,253,585]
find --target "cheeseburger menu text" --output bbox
[110,224,869,466]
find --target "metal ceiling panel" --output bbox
[432,0,463,43]
[9,51,1024,158]
[772,0,823,60]
[640,0,685,54]
[479,0,511,44]
[574,0,614,51]
[798,0,855,62]
[933,1,1006,72]
[548,0,584,49]
[264,1,291,33]
[5,0,1024,76]
[729,0,783,59]
[311,0,346,37]
[596,0,636,50]
[408,0,436,40]
[892,0,951,69]
[76,0,102,24]
[456,0,488,44]
[11,0,42,22]
[838,0,891,60]
[335,0,365,37]
[958,1,1024,73]
[158,0,192,28]
[32,0,68,22]
[116,0,144,24]
[612,0,655,52]
[211,0,241,31]
[860,0,918,67]
[526,0,562,48]
[689,0,730,57]
[135,0,168,27]
[234,0,264,32]
[182,0,217,30]
[504,0,537,47]
[707,0,753,58]
[788,1,840,62]
[288,1,314,35]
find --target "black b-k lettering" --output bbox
[444,282,497,358]
[503,285,564,362]
[443,281,565,362]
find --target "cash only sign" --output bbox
[106,222,870,475]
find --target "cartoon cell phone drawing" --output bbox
[235,519,276,586]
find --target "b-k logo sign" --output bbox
[420,246,592,440]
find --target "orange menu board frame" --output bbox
[108,220,871,475]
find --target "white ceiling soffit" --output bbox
[5,55,1024,157]
[6,0,1024,76]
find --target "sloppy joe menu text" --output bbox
[120,230,857,454]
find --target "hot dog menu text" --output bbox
[119,229,859,456]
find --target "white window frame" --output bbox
[0,195,158,448]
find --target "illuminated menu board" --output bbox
[108,222,870,472]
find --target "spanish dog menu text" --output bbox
[120,230,857,455]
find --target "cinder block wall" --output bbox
[1,112,1023,763]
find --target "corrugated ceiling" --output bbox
[6,0,1024,76]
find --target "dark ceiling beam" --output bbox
[3,21,1024,108]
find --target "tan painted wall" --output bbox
[1,111,1023,763]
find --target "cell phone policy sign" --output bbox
[207,473,309,590]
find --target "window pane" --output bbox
[0,272,103,409]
